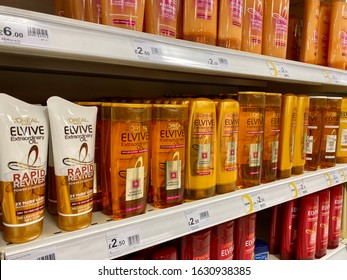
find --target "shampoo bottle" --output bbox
[328,184,343,249]
[269,204,283,254]
[180,228,211,260]
[336,97,347,163]
[315,189,330,258]
[234,213,257,260]
[316,1,332,66]
[210,220,235,260]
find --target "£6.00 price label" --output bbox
[0,15,49,47]
[242,193,266,214]
[106,227,141,258]
[289,179,307,199]
[185,207,211,231]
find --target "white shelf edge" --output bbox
[1,164,347,260]
[0,5,347,87]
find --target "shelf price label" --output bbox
[0,14,49,47]
[206,55,229,69]
[324,173,333,187]
[322,70,340,84]
[289,179,307,199]
[242,193,266,214]
[132,38,163,61]
[6,246,56,260]
[267,61,289,78]
[185,207,211,231]
[106,227,141,258]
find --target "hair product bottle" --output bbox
[86,0,102,23]
[262,0,290,58]
[54,0,65,16]
[217,0,243,50]
[101,0,146,31]
[234,213,257,260]
[296,192,319,260]
[328,184,343,249]
[316,1,331,66]
[278,94,297,179]
[180,228,211,260]
[300,0,320,64]
[152,246,178,260]
[341,183,347,239]
[216,99,239,193]
[336,97,347,163]
[286,15,300,61]
[241,0,264,54]
[47,96,97,231]
[269,204,283,254]
[305,96,326,171]
[319,97,342,169]
[182,0,218,45]
[145,0,179,37]
[65,0,86,20]
[328,0,347,69]
[151,104,188,209]
[185,98,216,200]
[237,92,265,188]
[292,95,310,175]
[261,93,281,183]
[315,189,330,258]
[110,103,151,220]
[280,199,299,260]
[0,94,49,243]
[210,220,235,260]
[47,136,57,216]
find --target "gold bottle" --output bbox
[336,97,347,163]
[292,95,310,174]
[216,99,239,193]
[262,93,281,183]
[237,92,265,188]
[278,94,297,179]
[185,98,217,200]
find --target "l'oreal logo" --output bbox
[68,117,88,124]
[168,122,181,130]
[247,8,263,20]
[308,209,319,216]
[13,117,39,125]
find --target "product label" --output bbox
[165,160,181,190]
[160,0,177,21]
[306,135,314,155]
[222,112,238,171]
[322,110,340,157]
[111,0,136,8]
[272,140,279,163]
[249,143,262,167]
[125,166,144,201]
[195,0,215,20]
[341,128,347,146]
[219,240,234,260]
[304,205,319,256]
[272,0,289,47]
[247,1,263,44]
[263,108,280,163]
[317,199,330,249]
[329,191,343,241]
[230,0,242,27]
[325,135,337,153]
[339,30,347,56]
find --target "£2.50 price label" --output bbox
[185,207,211,231]
[106,227,141,258]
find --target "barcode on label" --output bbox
[37,253,56,260]
[151,47,161,55]
[199,211,209,220]
[218,58,228,65]
[27,26,49,38]
[127,234,140,246]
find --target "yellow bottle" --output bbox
[262,93,281,183]
[217,0,243,50]
[183,0,218,45]
[278,94,297,179]
[328,0,347,69]
[316,1,332,66]
[300,0,320,64]
[262,0,290,59]
[151,104,188,208]
[336,97,347,163]
[292,95,310,175]
[305,96,327,171]
[111,103,152,219]
[185,98,217,200]
[237,92,265,188]
[319,97,342,169]
[242,0,264,54]
[216,99,239,193]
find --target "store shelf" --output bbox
[1,5,347,92]
[1,165,347,260]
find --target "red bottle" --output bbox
[296,193,319,260]
[234,213,256,260]
[328,185,343,249]
[180,228,211,260]
[280,199,299,260]
[315,189,330,258]
[152,246,178,260]
[269,205,283,254]
[210,220,235,260]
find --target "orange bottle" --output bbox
[54,0,65,16]
[262,0,290,59]
[145,0,179,37]
[286,15,300,61]
[101,0,146,31]
[316,1,332,66]
[64,0,86,20]
[86,0,102,24]
[217,0,243,50]
[241,0,264,54]
[300,0,320,64]
[328,0,347,69]
[183,0,218,45]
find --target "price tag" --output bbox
[324,173,332,187]
[6,246,56,260]
[106,227,141,258]
[206,55,229,69]
[267,61,289,78]
[330,170,343,185]
[322,70,340,84]
[0,15,49,47]
[242,193,266,214]
[289,179,307,199]
[185,207,211,231]
[339,169,346,182]
[132,38,162,61]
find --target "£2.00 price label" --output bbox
[106,227,141,258]
[185,207,211,231]
[267,61,289,78]
[242,192,266,214]
[289,179,307,199]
